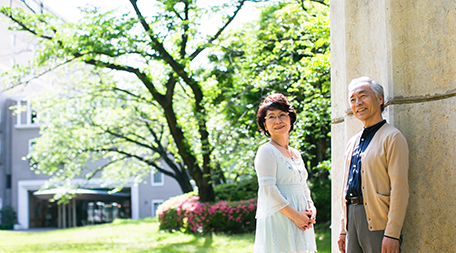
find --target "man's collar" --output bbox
[363,120,386,134]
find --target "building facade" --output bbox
[1,0,184,229]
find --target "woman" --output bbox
[254,93,317,253]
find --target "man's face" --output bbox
[349,82,384,127]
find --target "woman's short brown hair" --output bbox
[257,93,297,137]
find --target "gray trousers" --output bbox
[346,204,385,253]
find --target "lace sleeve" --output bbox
[255,145,289,219]
[302,182,313,206]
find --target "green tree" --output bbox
[207,0,330,174]
[1,0,268,202]
[27,72,194,194]
[205,0,331,221]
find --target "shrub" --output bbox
[0,206,17,230]
[308,160,331,224]
[214,176,258,201]
[157,192,197,231]
[157,192,257,234]
[208,198,256,234]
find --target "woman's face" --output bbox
[264,109,291,138]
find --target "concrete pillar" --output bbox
[57,204,61,228]
[62,203,66,229]
[330,0,456,252]
[72,198,76,227]
[67,202,71,228]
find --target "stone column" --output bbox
[330,0,456,252]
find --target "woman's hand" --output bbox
[307,201,317,226]
[291,211,315,231]
[279,204,316,231]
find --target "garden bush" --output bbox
[0,206,17,230]
[308,160,331,224]
[214,176,258,202]
[157,192,257,234]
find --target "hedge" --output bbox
[157,192,257,234]
[0,206,17,230]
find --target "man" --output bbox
[337,77,409,253]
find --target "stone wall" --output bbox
[330,0,456,252]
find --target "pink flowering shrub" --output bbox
[157,192,257,234]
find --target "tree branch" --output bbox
[85,158,124,181]
[1,7,54,40]
[189,0,246,61]
[101,126,160,153]
[77,54,167,103]
[180,0,189,59]
[88,147,175,178]
[128,0,195,87]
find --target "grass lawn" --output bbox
[0,218,331,252]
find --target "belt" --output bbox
[346,198,363,205]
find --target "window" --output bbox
[151,170,164,186]
[29,140,36,154]
[24,0,43,14]
[6,175,11,189]
[15,100,40,128]
[31,109,38,124]
[11,34,16,46]
[151,200,163,217]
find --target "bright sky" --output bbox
[39,0,262,77]
[42,0,131,22]
[42,0,260,27]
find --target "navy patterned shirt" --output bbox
[346,120,387,199]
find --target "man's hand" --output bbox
[337,234,346,253]
[382,237,399,253]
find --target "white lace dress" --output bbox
[254,143,317,253]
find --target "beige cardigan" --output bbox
[340,123,409,239]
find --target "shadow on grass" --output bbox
[149,232,253,253]
[149,237,214,253]
[0,239,212,253]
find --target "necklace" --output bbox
[271,139,297,162]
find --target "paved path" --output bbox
[12,227,60,233]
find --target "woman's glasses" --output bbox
[265,112,289,122]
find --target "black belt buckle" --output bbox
[347,197,363,206]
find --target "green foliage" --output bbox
[308,160,331,223]
[25,71,193,195]
[1,0,332,207]
[2,1,256,201]
[309,177,331,223]
[0,206,17,230]
[157,192,256,234]
[204,1,331,180]
[214,176,258,202]
[157,192,197,230]
[204,1,332,223]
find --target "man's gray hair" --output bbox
[348,76,385,112]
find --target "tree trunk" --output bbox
[174,174,194,193]
[198,174,215,202]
